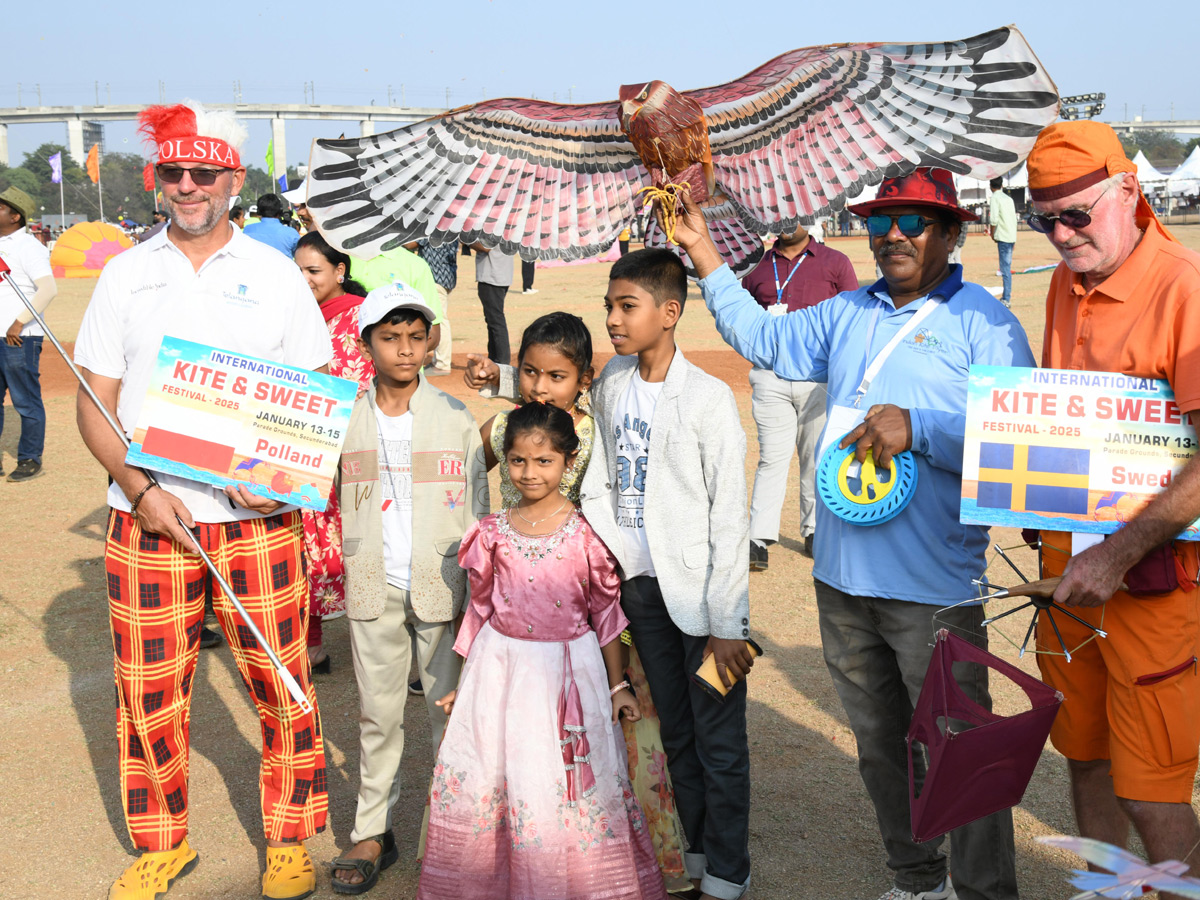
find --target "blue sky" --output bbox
[4,2,1195,170]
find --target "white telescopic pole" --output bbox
[0,257,312,713]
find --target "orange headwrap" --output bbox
[1026,120,1175,242]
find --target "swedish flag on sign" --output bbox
[977,444,1090,515]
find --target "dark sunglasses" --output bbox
[156,164,230,186]
[1026,182,1114,234]
[865,214,938,238]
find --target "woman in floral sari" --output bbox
[294,232,372,671]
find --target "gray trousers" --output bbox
[749,367,825,542]
[815,581,1018,900]
[348,585,461,842]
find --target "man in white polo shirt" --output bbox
[74,101,332,900]
[0,186,57,482]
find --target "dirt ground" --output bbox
[3,227,1200,898]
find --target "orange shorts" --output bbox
[1038,536,1200,803]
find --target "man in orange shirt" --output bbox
[1028,121,1200,891]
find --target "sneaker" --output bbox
[426,366,451,377]
[749,541,768,572]
[409,679,424,696]
[522,288,539,294]
[7,458,42,482]
[876,877,956,900]
[199,626,223,649]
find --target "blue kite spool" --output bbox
[816,436,918,526]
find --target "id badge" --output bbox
[817,404,866,464]
[769,302,788,318]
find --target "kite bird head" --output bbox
[618,81,673,127]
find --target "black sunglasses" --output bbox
[865,214,938,238]
[156,164,231,187]
[1026,182,1115,234]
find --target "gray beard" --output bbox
[165,189,231,236]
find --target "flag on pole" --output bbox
[265,140,275,176]
[86,143,100,184]
[278,174,288,192]
[49,152,63,184]
[143,163,156,192]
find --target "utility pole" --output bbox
[401,84,405,107]
[95,81,100,105]
[446,87,451,108]
[388,84,393,106]
[36,84,41,106]
[106,83,111,105]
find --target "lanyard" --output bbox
[771,251,805,305]
[854,296,940,408]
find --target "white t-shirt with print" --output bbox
[74,225,332,522]
[375,407,414,590]
[612,370,663,578]
[0,229,53,337]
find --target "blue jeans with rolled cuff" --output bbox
[0,336,45,462]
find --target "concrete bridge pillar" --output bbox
[0,124,8,168]
[360,119,375,138]
[67,118,85,165]
[271,117,287,184]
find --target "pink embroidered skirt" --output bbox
[417,622,668,900]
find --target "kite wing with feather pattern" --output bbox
[689,26,1058,235]
[307,25,1057,272]
[307,99,649,262]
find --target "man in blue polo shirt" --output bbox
[670,168,1035,900]
[242,193,299,257]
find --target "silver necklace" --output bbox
[513,498,568,529]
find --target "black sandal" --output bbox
[330,832,398,895]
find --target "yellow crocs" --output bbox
[262,844,316,899]
[108,838,199,900]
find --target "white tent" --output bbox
[1003,163,1028,189]
[1167,146,1200,198]
[955,173,991,203]
[1132,150,1168,185]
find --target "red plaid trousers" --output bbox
[105,508,328,851]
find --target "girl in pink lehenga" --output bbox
[417,402,667,900]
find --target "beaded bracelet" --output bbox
[609,680,631,696]
[129,482,156,516]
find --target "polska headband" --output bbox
[138,102,243,169]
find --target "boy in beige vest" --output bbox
[331,283,488,893]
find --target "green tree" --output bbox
[100,152,158,224]
[21,142,86,185]
[1118,129,1186,167]
[0,167,44,205]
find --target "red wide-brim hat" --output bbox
[847,167,979,222]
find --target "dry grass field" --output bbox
[2,225,1198,897]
